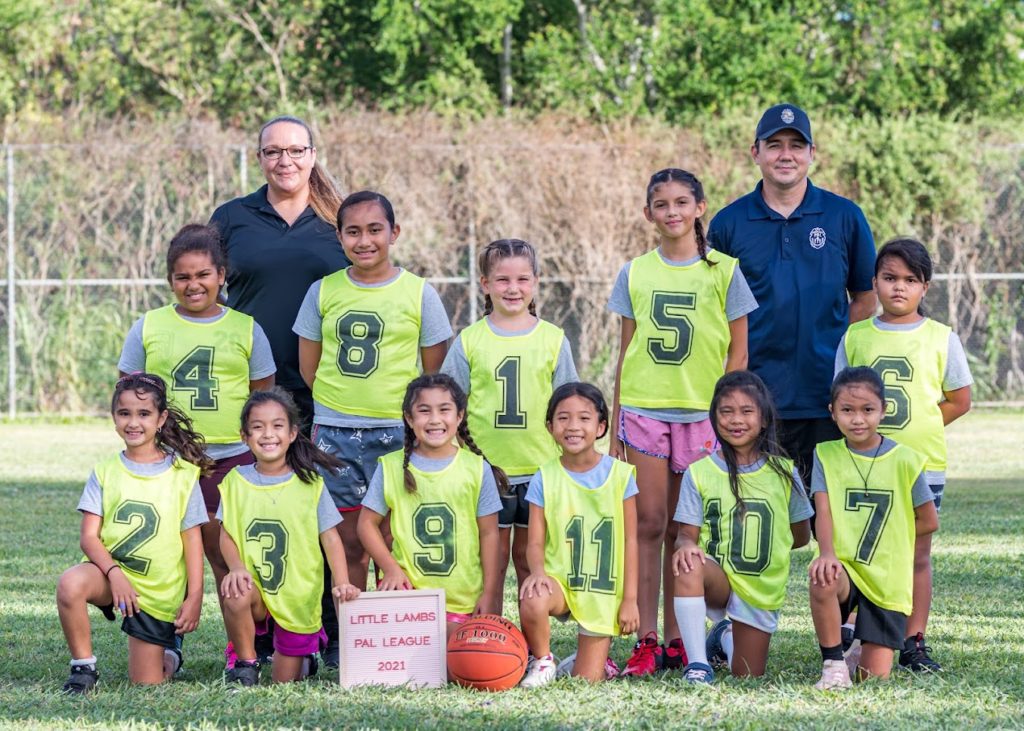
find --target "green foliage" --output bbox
[3,1,1023,123]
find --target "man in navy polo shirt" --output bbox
[707,104,877,486]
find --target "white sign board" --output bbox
[337,588,447,689]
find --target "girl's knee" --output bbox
[672,568,703,596]
[636,516,668,545]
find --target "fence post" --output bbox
[239,145,248,195]
[6,145,15,419]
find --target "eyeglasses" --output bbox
[259,146,312,160]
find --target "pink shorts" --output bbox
[446,612,471,624]
[273,624,328,658]
[618,411,716,473]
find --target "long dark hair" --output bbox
[831,367,885,407]
[240,388,343,484]
[544,382,610,440]
[111,373,214,475]
[478,238,539,317]
[709,371,793,510]
[646,168,715,267]
[400,374,509,495]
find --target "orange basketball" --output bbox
[446,614,528,691]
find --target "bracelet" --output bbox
[104,564,121,577]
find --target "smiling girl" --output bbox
[218,388,359,686]
[441,239,577,608]
[357,374,504,635]
[118,223,276,666]
[607,169,757,674]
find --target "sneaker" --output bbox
[556,652,620,680]
[843,637,862,678]
[61,664,98,694]
[300,653,319,680]
[163,635,183,677]
[322,639,340,670]
[224,641,238,671]
[225,660,260,688]
[899,633,942,673]
[519,654,557,688]
[662,638,687,670]
[682,662,715,684]
[814,659,852,690]
[705,619,731,669]
[254,625,275,665]
[840,624,855,653]
[619,631,662,677]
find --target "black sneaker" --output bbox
[62,665,99,694]
[225,660,260,688]
[254,625,275,665]
[899,633,942,673]
[322,639,340,670]
[301,653,319,680]
[840,625,855,653]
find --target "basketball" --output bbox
[446,615,529,691]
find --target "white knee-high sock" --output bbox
[721,624,735,667]
[674,596,708,666]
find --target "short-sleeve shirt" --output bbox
[361,452,503,517]
[525,455,640,507]
[214,464,342,532]
[78,453,208,531]
[708,179,876,419]
[292,271,453,427]
[810,437,933,507]
[672,452,813,526]
[606,250,758,423]
[118,307,276,460]
[210,185,350,392]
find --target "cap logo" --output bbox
[809,227,827,250]
[781,108,795,124]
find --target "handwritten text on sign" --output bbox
[337,589,447,688]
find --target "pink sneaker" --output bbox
[224,642,238,670]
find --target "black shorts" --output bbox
[199,451,255,513]
[779,417,841,488]
[498,482,530,528]
[839,572,907,650]
[117,608,179,649]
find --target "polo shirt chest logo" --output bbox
[809,227,827,250]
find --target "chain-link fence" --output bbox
[2,134,1022,415]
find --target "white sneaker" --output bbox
[556,652,576,678]
[815,659,853,690]
[519,653,557,688]
[843,638,862,679]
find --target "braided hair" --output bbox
[478,238,540,317]
[400,374,509,494]
[708,371,794,512]
[240,388,344,484]
[111,372,214,475]
[645,168,716,267]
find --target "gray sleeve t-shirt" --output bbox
[810,437,934,507]
[214,464,342,533]
[525,455,639,508]
[78,453,208,530]
[361,453,503,518]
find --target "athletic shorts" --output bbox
[311,423,404,510]
[199,451,255,513]
[273,623,328,657]
[704,557,780,634]
[115,608,179,649]
[446,612,471,624]
[929,483,944,512]
[839,569,907,650]
[498,481,530,528]
[778,418,841,488]
[618,411,715,474]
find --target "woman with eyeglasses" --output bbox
[210,116,349,435]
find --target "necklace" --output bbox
[846,438,884,495]
[252,465,290,504]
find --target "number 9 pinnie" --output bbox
[607,169,757,676]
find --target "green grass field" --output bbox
[1,412,1022,730]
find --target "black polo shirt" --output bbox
[210,185,350,391]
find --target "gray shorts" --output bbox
[311,423,404,510]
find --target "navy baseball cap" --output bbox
[755,104,812,144]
